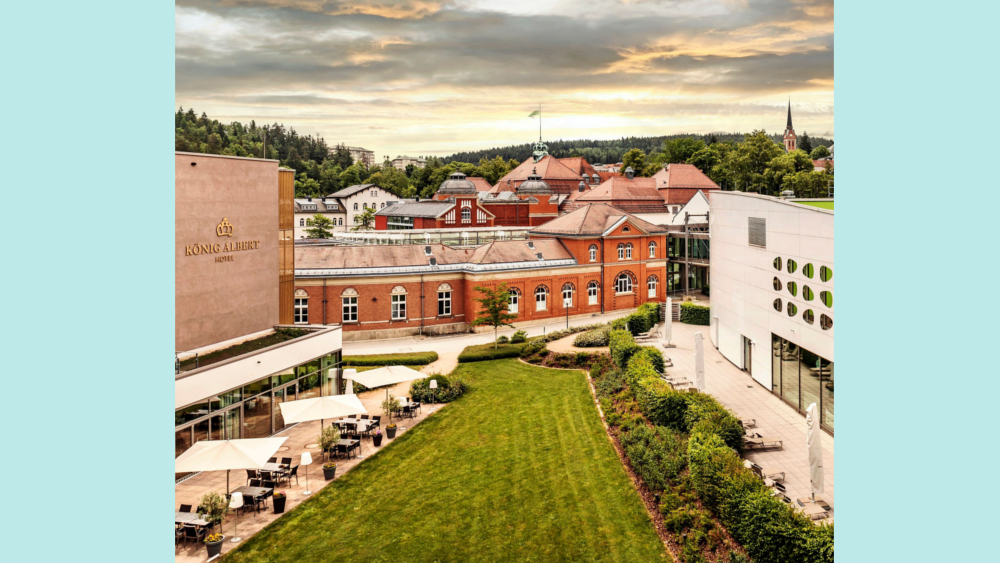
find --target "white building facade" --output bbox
[391,155,426,171]
[327,184,397,230]
[709,191,834,433]
[294,197,347,237]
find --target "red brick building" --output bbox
[295,204,669,340]
[374,170,495,230]
[650,163,721,214]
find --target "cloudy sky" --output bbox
[176,0,833,158]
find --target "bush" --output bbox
[609,329,640,369]
[623,302,661,336]
[634,377,690,431]
[343,351,439,366]
[409,374,467,403]
[458,344,525,363]
[519,340,547,358]
[574,325,611,347]
[496,335,510,344]
[634,346,665,374]
[509,330,528,344]
[679,301,710,325]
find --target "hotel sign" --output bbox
[184,218,261,263]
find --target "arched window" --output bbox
[588,281,599,305]
[648,241,657,258]
[615,272,633,294]
[589,245,597,262]
[625,243,633,259]
[438,283,452,316]
[461,208,471,223]
[299,218,305,227]
[562,283,575,307]
[294,289,309,324]
[508,288,520,314]
[647,275,658,298]
[617,243,625,260]
[622,226,631,233]
[535,285,549,311]
[391,286,407,320]
[353,203,359,211]
[341,287,358,323]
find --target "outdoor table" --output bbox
[175,511,210,526]
[231,485,272,514]
[333,418,376,431]
[332,438,361,459]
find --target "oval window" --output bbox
[773,298,782,312]
[820,314,833,330]
[820,265,833,282]
[773,277,782,291]
[787,259,797,274]
[803,285,814,301]
[787,302,798,316]
[803,263,814,278]
[787,281,797,297]
[820,291,833,308]
[803,309,815,324]
[773,257,782,271]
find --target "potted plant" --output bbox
[382,394,400,423]
[204,533,225,558]
[386,423,398,439]
[197,492,229,556]
[272,491,287,514]
[323,462,338,480]
[372,428,383,447]
[318,425,340,459]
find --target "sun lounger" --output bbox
[797,497,832,511]
[741,418,756,429]
[797,502,829,520]
[635,324,660,341]
[744,460,785,482]
[744,435,783,451]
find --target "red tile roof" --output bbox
[467,177,494,192]
[651,164,720,190]
[594,171,620,183]
[529,203,668,236]
[557,157,598,178]
[469,238,572,264]
[812,159,833,170]
[494,155,584,194]
[578,176,664,204]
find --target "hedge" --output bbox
[573,325,611,347]
[409,375,469,403]
[343,351,439,366]
[609,329,640,369]
[679,301,710,325]
[458,343,528,363]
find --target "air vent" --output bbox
[536,253,543,261]
[527,241,535,249]
[429,257,437,266]
[424,246,432,255]
[748,217,766,247]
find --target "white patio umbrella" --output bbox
[278,394,368,456]
[662,297,675,348]
[806,402,825,502]
[174,437,288,494]
[694,331,706,391]
[348,365,427,421]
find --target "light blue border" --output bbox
[2,1,174,560]
[841,2,999,561]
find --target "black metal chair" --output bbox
[175,525,185,545]
[240,493,258,516]
[360,414,370,419]
[246,469,258,485]
[286,464,300,486]
[183,524,206,543]
[250,478,262,487]
[280,457,293,466]
[260,470,274,482]
[179,504,193,513]
[262,479,277,490]
[348,414,357,419]
[372,415,381,429]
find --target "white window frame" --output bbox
[588,281,599,305]
[294,297,308,324]
[508,289,520,314]
[589,245,597,262]
[391,294,407,320]
[562,284,574,307]
[625,243,633,260]
[461,208,471,223]
[354,202,359,211]
[342,296,358,323]
[617,244,624,260]
[647,276,658,298]
[615,273,633,294]
[438,291,452,316]
[299,218,305,227]
[649,241,656,258]
[535,286,548,311]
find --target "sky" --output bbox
[176,0,833,159]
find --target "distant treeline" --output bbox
[443,133,832,165]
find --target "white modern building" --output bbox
[709,191,834,433]
[391,155,426,171]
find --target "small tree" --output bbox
[318,425,341,453]
[810,145,830,160]
[197,491,229,530]
[351,207,377,231]
[382,394,400,420]
[471,282,518,348]
[305,214,335,238]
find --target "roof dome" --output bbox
[437,170,477,195]
[517,167,552,195]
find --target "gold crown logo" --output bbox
[216,217,234,237]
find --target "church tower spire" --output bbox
[783,98,797,152]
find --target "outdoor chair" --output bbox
[372,416,382,429]
[262,479,277,490]
[175,526,185,545]
[771,489,792,504]
[268,457,277,463]
[280,457,292,467]
[348,414,357,419]
[240,494,258,516]
[183,524,206,543]
[751,462,784,483]
[744,435,783,451]
[246,469,258,485]
[741,418,756,429]
[260,470,274,481]
[250,479,262,487]
[360,414,370,420]
[286,464,300,486]
[179,504,193,513]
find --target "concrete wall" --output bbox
[175,153,280,352]
[709,191,834,390]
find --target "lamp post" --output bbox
[429,379,438,407]
[564,297,571,329]
[229,493,243,543]
[301,451,313,496]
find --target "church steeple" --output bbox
[783,99,797,152]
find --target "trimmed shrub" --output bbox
[519,340,547,358]
[634,346,665,374]
[497,335,510,344]
[625,352,659,386]
[342,351,439,366]
[509,330,528,344]
[609,329,640,369]
[458,343,526,363]
[634,377,690,431]
[680,301,710,325]
[573,325,611,347]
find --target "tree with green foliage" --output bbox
[294,176,322,198]
[810,145,830,159]
[471,283,518,349]
[365,166,411,197]
[351,207,377,231]
[339,163,366,188]
[663,137,706,164]
[716,130,785,192]
[763,150,813,194]
[305,214,335,238]
[782,170,832,198]
[621,148,647,175]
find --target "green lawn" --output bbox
[798,200,834,210]
[227,359,669,563]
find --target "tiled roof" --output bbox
[812,159,833,169]
[595,171,620,183]
[468,177,494,192]
[557,157,598,178]
[578,176,664,203]
[651,164,720,190]
[469,239,572,264]
[496,155,583,184]
[297,244,472,269]
[327,184,386,198]
[529,203,668,236]
[294,198,343,213]
[375,200,454,218]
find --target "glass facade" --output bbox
[667,236,710,260]
[771,334,833,433]
[174,350,342,479]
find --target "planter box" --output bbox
[205,537,224,558]
[323,466,338,480]
[273,496,287,514]
[373,434,383,447]
[386,427,397,439]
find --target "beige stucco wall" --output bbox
[175,153,280,352]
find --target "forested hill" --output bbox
[444,133,832,165]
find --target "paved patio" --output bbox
[174,382,441,562]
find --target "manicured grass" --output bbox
[798,200,834,210]
[343,351,438,366]
[227,359,669,563]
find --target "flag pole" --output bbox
[538,104,542,141]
